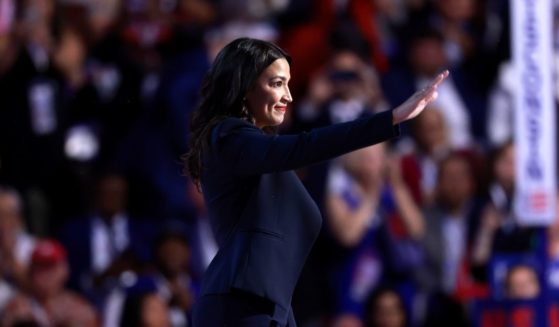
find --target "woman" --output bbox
[326,143,424,317]
[364,287,407,327]
[185,38,447,327]
[120,288,171,327]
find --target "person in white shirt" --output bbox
[0,186,35,289]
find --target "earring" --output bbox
[242,98,249,116]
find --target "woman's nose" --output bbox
[284,87,293,103]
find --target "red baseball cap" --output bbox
[31,239,67,267]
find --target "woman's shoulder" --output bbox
[212,117,261,140]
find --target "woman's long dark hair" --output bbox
[183,38,291,184]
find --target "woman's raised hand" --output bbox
[391,70,449,124]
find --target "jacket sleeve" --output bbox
[212,110,400,175]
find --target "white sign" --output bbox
[512,0,557,225]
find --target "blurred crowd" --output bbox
[0,0,558,326]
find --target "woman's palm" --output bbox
[392,70,449,124]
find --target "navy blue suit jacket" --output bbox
[198,110,399,324]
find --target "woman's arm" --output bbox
[215,110,398,175]
[213,71,448,175]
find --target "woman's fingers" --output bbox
[393,70,448,124]
[420,87,438,104]
[427,91,438,103]
[420,70,448,102]
[430,70,449,90]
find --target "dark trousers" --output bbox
[192,290,296,327]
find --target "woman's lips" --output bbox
[274,106,287,112]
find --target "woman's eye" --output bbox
[272,81,283,87]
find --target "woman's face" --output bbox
[142,294,170,327]
[246,58,293,128]
[343,144,386,184]
[437,157,474,209]
[157,237,190,275]
[371,291,406,327]
[413,107,447,154]
[506,266,540,299]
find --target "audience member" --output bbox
[2,239,98,326]
[0,186,35,288]
[415,152,481,295]
[505,264,541,300]
[296,49,387,130]
[59,173,153,298]
[371,0,418,62]
[113,38,210,221]
[293,49,389,212]
[332,313,364,327]
[0,0,68,232]
[486,62,514,147]
[382,28,485,145]
[398,107,451,206]
[326,143,423,317]
[153,228,198,326]
[278,0,388,97]
[471,141,537,279]
[432,0,507,88]
[430,0,481,66]
[119,275,171,327]
[363,287,407,327]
